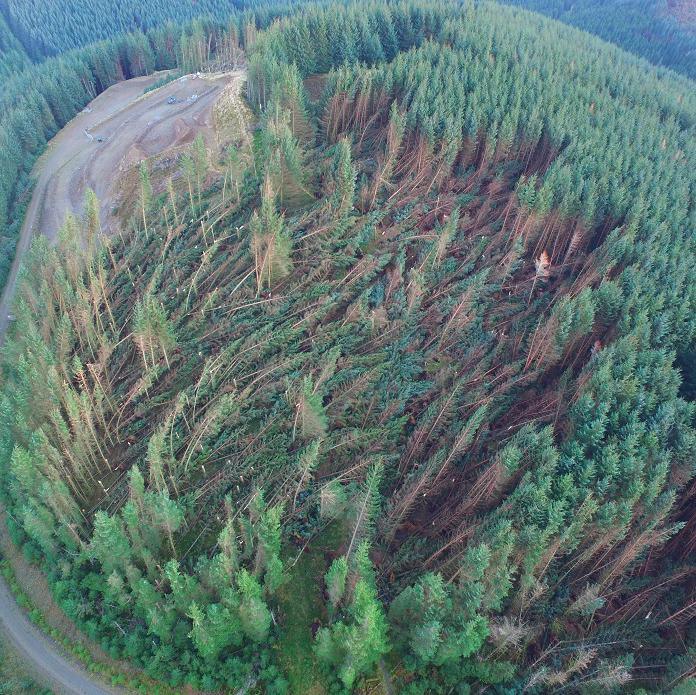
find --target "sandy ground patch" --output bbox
[0,69,248,341]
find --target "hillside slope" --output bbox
[1,0,692,293]
[0,0,294,58]
[1,0,695,78]
[505,0,695,78]
[0,2,695,694]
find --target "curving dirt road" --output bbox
[0,69,240,342]
[0,575,119,694]
[0,68,245,694]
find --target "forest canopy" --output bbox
[0,0,301,58]
[505,0,696,79]
[0,0,693,292]
[0,1,695,694]
[1,0,694,77]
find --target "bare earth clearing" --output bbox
[0,68,248,694]
[0,68,245,340]
[42,70,240,240]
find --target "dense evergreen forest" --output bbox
[0,0,299,58]
[1,0,695,693]
[0,0,693,291]
[0,11,29,76]
[1,0,695,77]
[506,0,695,79]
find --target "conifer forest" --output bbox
[0,1,694,693]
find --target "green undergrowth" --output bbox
[276,523,347,695]
[0,634,51,694]
[0,554,181,695]
[143,70,181,93]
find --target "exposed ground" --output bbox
[0,68,247,342]
[42,70,243,239]
[0,67,250,694]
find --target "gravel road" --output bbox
[0,576,118,694]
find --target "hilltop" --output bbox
[0,2,695,693]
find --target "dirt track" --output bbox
[0,69,246,693]
[42,70,238,239]
[0,69,243,341]
[0,574,119,694]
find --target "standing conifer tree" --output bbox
[250,175,292,293]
